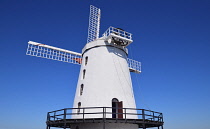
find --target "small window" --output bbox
[77,102,81,114]
[78,102,81,108]
[83,69,86,79]
[80,84,84,96]
[85,56,88,65]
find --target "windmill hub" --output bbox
[82,38,128,55]
[111,36,129,46]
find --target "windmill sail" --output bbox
[127,58,141,73]
[26,41,82,65]
[26,41,141,73]
[87,5,101,43]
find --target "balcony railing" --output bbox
[103,27,132,40]
[102,26,133,47]
[47,107,163,123]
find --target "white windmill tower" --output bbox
[26,5,163,129]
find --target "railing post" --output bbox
[142,109,145,122]
[46,113,50,129]
[64,109,67,120]
[105,107,106,119]
[161,113,163,122]
[47,112,50,121]
[152,111,155,121]
[103,107,105,120]
[83,108,85,120]
[103,107,106,129]
[103,107,106,122]
[124,108,126,120]
[63,109,66,129]
[54,111,56,121]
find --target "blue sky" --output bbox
[0,0,210,129]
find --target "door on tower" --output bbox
[112,98,123,119]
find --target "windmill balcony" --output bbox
[103,26,133,47]
[46,107,164,129]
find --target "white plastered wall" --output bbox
[72,39,137,119]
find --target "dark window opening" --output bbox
[77,102,81,114]
[83,69,86,79]
[80,84,84,96]
[85,56,88,65]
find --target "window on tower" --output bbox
[83,69,86,79]
[77,102,81,114]
[80,84,84,96]
[85,56,88,65]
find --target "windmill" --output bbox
[26,5,163,129]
